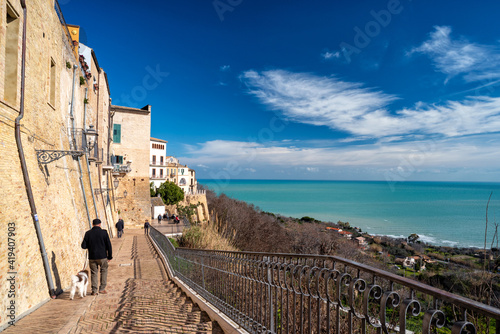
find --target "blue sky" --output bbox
[61,0,500,182]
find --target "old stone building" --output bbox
[110,104,152,226]
[0,0,149,329]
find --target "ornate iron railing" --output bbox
[149,226,500,334]
[112,164,131,174]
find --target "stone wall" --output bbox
[110,105,151,226]
[179,194,209,223]
[0,0,115,328]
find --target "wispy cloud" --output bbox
[220,65,231,72]
[240,69,500,139]
[182,136,500,181]
[321,50,341,60]
[410,26,500,82]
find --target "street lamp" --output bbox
[84,124,98,152]
[36,125,98,165]
[113,178,119,189]
[114,189,127,200]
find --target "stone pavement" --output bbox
[3,227,222,334]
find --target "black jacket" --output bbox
[116,219,124,231]
[81,226,113,260]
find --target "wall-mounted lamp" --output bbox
[83,125,98,152]
[114,190,127,200]
[36,125,98,165]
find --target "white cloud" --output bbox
[220,65,230,72]
[181,135,500,181]
[410,26,500,82]
[240,69,500,139]
[321,51,341,60]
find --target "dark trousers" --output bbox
[117,230,123,238]
[144,227,149,234]
[89,258,108,292]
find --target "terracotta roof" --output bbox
[111,104,151,114]
[150,137,168,143]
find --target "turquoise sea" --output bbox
[199,179,500,248]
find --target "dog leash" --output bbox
[82,250,89,271]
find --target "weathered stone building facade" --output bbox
[110,104,152,226]
[0,0,151,329]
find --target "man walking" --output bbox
[115,217,124,238]
[144,220,150,234]
[157,214,162,224]
[81,219,112,295]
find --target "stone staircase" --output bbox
[71,231,222,333]
[73,278,216,333]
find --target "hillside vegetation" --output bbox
[178,187,500,310]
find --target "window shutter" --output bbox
[113,124,121,143]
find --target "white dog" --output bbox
[69,270,89,300]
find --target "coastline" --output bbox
[200,179,500,249]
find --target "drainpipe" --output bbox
[83,88,99,219]
[107,99,113,165]
[107,101,117,224]
[70,65,92,229]
[95,71,112,233]
[15,0,56,298]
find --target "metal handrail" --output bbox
[149,226,500,334]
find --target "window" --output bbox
[160,169,163,177]
[4,3,20,104]
[49,58,56,106]
[113,124,121,143]
[152,155,156,164]
[160,156,163,165]
[152,168,156,177]
[111,155,123,164]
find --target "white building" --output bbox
[165,156,198,194]
[150,138,167,188]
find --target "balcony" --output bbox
[150,175,166,180]
[112,164,131,176]
[150,160,166,166]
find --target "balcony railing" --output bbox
[150,161,166,166]
[112,164,131,174]
[150,175,166,180]
[149,226,500,334]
